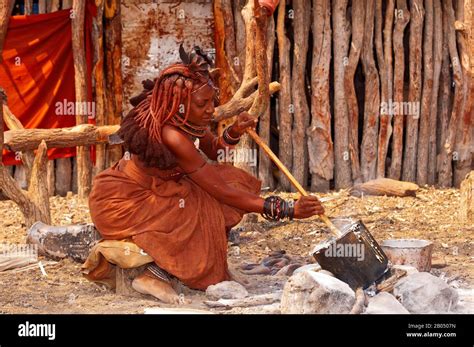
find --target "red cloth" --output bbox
[1,5,96,165]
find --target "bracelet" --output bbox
[222,126,240,145]
[261,196,294,221]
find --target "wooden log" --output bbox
[343,0,365,183]
[350,178,419,197]
[350,288,366,314]
[276,0,292,191]
[50,0,60,12]
[460,171,474,223]
[360,0,380,182]
[4,124,119,152]
[257,17,275,189]
[62,0,73,9]
[38,0,47,13]
[308,0,333,192]
[115,265,148,297]
[1,141,51,227]
[453,0,472,187]
[204,292,282,309]
[233,0,247,79]
[437,10,453,185]
[233,1,258,177]
[26,222,101,262]
[46,160,55,196]
[13,165,27,190]
[214,0,239,105]
[389,0,410,180]
[428,0,443,185]
[3,104,35,180]
[439,0,464,187]
[24,0,32,15]
[26,140,51,225]
[92,0,106,176]
[0,256,37,272]
[0,1,14,58]
[71,0,91,198]
[72,157,78,193]
[104,0,123,167]
[332,0,352,189]
[416,0,434,185]
[402,0,424,182]
[55,158,72,197]
[214,0,239,137]
[376,0,395,178]
[290,0,310,191]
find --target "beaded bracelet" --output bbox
[222,126,241,145]
[261,196,294,221]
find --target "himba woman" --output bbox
[88,45,324,304]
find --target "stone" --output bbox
[274,263,303,276]
[205,281,248,300]
[292,263,322,275]
[393,272,459,313]
[365,292,410,314]
[280,271,355,314]
[391,264,419,276]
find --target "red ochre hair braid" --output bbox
[118,47,215,169]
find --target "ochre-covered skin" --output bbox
[88,156,261,290]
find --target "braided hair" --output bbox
[118,44,218,169]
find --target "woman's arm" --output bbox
[162,124,324,218]
[197,129,235,162]
[162,125,264,212]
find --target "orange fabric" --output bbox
[1,6,96,165]
[88,159,261,290]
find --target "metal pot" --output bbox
[381,239,434,272]
[312,218,389,289]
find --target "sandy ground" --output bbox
[0,187,472,314]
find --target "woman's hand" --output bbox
[229,111,258,137]
[293,195,325,219]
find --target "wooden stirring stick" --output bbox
[246,128,342,237]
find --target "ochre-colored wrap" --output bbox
[88,158,261,290]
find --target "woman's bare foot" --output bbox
[132,273,188,304]
[228,265,250,288]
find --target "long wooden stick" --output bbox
[246,129,342,237]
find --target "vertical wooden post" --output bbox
[257,17,275,189]
[360,0,380,182]
[402,0,424,182]
[104,0,124,168]
[71,0,92,198]
[276,0,292,191]
[389,0,410,180]
[428,0,443,185]
[416,0,434,185]
[308,0,333,192]
[92,0,106,176]
[439,0,463,187]
[234,1,257,177]
[453,0,473,187]
[24,0,33,15]
[332,0,352,189]
[376,0,395,178]
[50,0,60,12]
[38,0,46,14]
[291,0,311,191]
[62,0,73,9]
[343,0,365,183]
